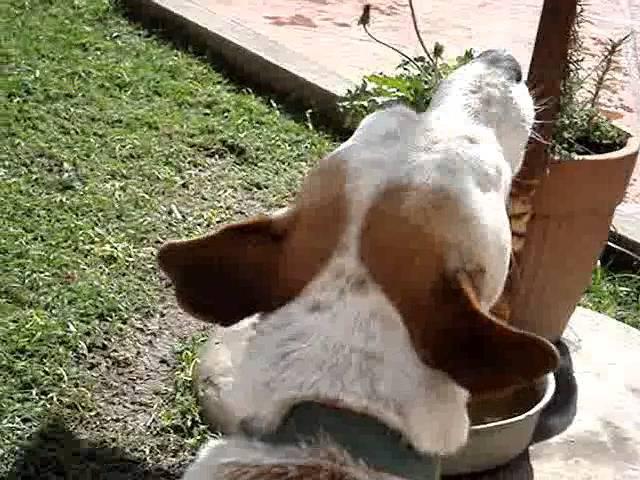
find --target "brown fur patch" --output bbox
[157,158,347,326]
[490,294,512,323]
[220,463,360,480]
[360,185,559,394]
[214,443,375,480]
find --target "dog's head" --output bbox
[158,50,556,397]
[427,49,535,174]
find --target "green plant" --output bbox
[550,0,631,158]
[339,3,474,128]
[340,1,631,158]
[339,49,474,129]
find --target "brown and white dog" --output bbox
[158,50,559,479]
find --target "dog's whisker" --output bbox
[534,104,551,114]
[528,84,546,99]
[532,93,553,105]
[561,136,597,156]
[527,85,547,101]
[533,97,554,113]
[528,130,552,146]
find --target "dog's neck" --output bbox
[216,106,471,455]
[220,252,470,456]
[254,401,441,480]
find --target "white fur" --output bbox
[218,105,469,455]
[413,58,535,307]
[222,256,471,454]
[183,53,534,478]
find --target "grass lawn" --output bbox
[1,0,638,476]
[581,265,640,329]
[2,0,332,474]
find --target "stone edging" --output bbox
[122,0,354,123]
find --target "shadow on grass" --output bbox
[8,421,181,480]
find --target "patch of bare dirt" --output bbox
[76,285,210,475]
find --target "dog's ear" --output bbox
[157,211,294,326]
[361,185,558,395]
[158,158,348,327]
[423,272,559,395]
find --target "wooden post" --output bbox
[521,0,578,182]
[493,0,578,323]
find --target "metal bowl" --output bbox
[441,373,555,475]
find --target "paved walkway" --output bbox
[530,308,640,480]
[206,0,639,204]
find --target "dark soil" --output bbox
[7,290,209,479]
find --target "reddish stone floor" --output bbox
[207,0,639,203]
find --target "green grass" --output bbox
[581,265,640,329]
[1,0,332,470]
[1,0,639,474]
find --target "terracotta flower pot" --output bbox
[508,133,639,341]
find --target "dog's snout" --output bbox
[475,49,523,83]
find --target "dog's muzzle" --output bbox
[475,49,523,83]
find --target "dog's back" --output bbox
[183,438,400,480]
[160,50,557,480]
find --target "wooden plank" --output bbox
[500,0,579,324]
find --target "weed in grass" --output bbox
[159,333,211,449]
